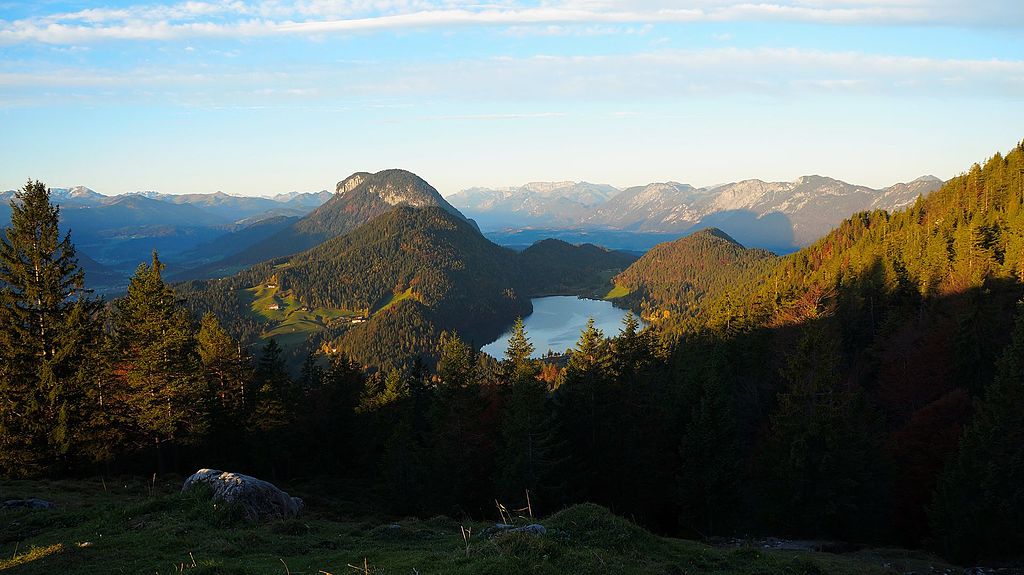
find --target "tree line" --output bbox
[2,153,1023,567]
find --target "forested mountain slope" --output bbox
[518,238,637,297]
[609,227,777,322]
[178,206,635,367]
[180,207,524,365]
[649,141,1024,559]
[194,169,475,277]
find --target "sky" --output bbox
[1,1,1023,197]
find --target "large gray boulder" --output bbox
[182,469,303,521]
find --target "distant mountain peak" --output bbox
[66,185,101,198]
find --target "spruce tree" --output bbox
[430,331,492,512]
[553,318,616,503]
[497,319,554,506]
[250,338,298,432]
[0,180,101,477]
[197,312,251,427]
[503,317,536,383]
[611,312,657,381]
[677,346,740,535]
[112,252,205,471]
[758,322,889,539]
[563,317,612,387]
[303,351,363,473]
[929,303,1024,562]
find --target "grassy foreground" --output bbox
[1,476,954,575]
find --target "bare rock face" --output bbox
[182,469,303,522]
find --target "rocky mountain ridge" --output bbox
[450,175,944,250]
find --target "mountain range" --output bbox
[177,169,476,280]
[2,171,942,292]
[0,186,333,291]
[178,175,637,367]
[448,175,944,251]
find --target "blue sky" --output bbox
[1,1,1022,197]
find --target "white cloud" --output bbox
[0,1,1020,45]
[4,47,1021,105]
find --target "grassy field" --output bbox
[0,476,958,575]
[375,287,415,314]
[239,284,359,348]
[604,284,631,299]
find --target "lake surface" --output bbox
[481,296,636,359]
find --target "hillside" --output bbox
[652,142,1024,555]
[179,207,636,367]
[197,169,475,277]
[179,207,529,366]
[519,238,637,297]
[169,215,301,279]
[609,227,778,322]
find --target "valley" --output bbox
[3,145,1024,574]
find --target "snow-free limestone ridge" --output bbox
[450,175,944,250]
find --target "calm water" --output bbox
[482,296,636,358]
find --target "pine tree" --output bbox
[552,318,616,503]
[111,252,205,471]
[0,180,102,477]
[250,338,298,432]
[497,319,555,506]
[197,312,251,427]
[758,322,889,539]
[564,317,612,386]
[502,317,536,383]
[430,331,493,512]
[676,346,739,535]
[929,302,1024,562]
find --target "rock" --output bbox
[182,469,303,521]
[2,498,56,510]
[510,524,547,536]
[482,522,547,538]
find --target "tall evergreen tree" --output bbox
[502,317,536,383]
[249,338,302,431]
[430,331,493,512]
[0,180,101,477]
[497,319,555,506]
[553,318,617,503]
[676,345,740,536]
[758,322,889,539]
[197,312,251,428]
[929,302,1024,563]
[111,252,205,471]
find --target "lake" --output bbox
[481,296,636,359]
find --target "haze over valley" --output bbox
[5,169,945,292]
